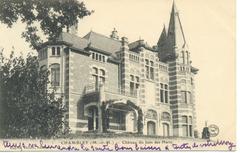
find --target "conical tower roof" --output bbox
[157,25,167,47]
[167,0,187,50]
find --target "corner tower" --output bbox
[157,1,199,137]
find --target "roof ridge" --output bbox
[84,30,121,43]
[61,32,84,40]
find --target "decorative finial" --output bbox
[110,28,119,40]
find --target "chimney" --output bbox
[121,37,128,46]
[69,21,78,35]
[121,36,129,51]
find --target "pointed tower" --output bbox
[158,1,199,138]
[167,1,187,51]
[157,25,167,48]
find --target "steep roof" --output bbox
[167,1,187,49]
[157,25,167,47]
[57,32,89,50]
[83,31,122,54]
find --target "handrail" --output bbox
[84,83,138,98]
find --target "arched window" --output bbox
[147,121,156,135]
[162,123,169,137]
[57,47,61,55]
[93,67,98,74]
[100,69,105,76]
[51,64,60,86]
[52,47,56,55]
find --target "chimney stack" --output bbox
[69,21,78,35]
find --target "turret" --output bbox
[157,1,198,138]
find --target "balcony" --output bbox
[84,83,138,104]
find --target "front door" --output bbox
[88,107,98,131]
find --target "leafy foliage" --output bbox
[0,50,68,138]
[0,0,93,49]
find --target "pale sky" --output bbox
[0,0,236,141]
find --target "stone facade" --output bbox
[37,2,198,138]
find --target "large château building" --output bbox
[38,2,198,138]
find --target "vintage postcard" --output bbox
[0,0,236,151]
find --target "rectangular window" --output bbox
[99,76,105,84]
[130,75,134,81]
[150,67,154,80]
[189,125,192,137]
[160,83,168,103]
[165,90,168,103]
[160,89,164,102]
[150,61,154,67]
[182,125,188,137]
[189,116,192,124]
[93,75,98,90]
[92,53,95,59]
[145,66,149,79]
[103,56,105,62]
[182,116,188,124]
[160,83,163,88]
[181,91,187,103]
[51,67,60,86]
[145,59,149,65]
[129,75,140,96]
[186,92,191,103]
[130,82,134,95]
[136,83,139,90]
[136,76,139,82]
[96,54,98,60]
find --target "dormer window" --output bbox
[91,51,106,62]
[51,46,60,56]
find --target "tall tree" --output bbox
[0,0,93,49]
[0,51,68,138]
